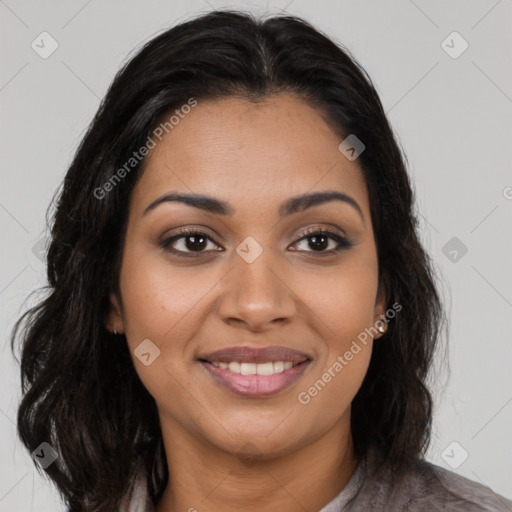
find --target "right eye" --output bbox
[158,228,223,257]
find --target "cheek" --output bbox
[297,336,373,419]
[293,256,378,404]
[117,254,198,410]
[301,259,379,342]
[117,248,220,400]
[119,248,212,345]
[299,351,372,432]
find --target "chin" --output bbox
[208,423,306,460]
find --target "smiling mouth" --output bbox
[206,360,303,374]
[198,358,312,397]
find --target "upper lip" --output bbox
[197,346,312,364]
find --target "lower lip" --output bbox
[199,360,311,397]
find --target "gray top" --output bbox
[122,446,512,511]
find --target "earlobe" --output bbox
[106,292,124,335]
[373,279,389,338]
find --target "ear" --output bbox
[106,292,124,334]
[373,277,388,339]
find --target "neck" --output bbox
[155,413,358,512]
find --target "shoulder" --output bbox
[401,457,512,511]
[347,446,512,511]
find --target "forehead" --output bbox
[131,93,370,219]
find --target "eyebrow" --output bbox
[143,190,364,222]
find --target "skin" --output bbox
[107,92,388,512]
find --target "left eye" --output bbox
[159,228,352,256]
[291,229,352,253]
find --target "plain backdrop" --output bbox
[1,1,511,510]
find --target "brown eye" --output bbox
[159,229,220,256]
[292,229,353,253]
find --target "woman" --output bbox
[11,9,512,512]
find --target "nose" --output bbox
[217,250,297,332]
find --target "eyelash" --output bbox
[158,227,353,257]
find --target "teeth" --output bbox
[228,362,240,373]
[209,361,299,375]
[271,361,284,374]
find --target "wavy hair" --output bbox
[11,9,446,511]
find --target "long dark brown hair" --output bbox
[11,9,446,511]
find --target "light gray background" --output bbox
[1,1,511,510]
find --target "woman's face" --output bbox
[108,92,387,458]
